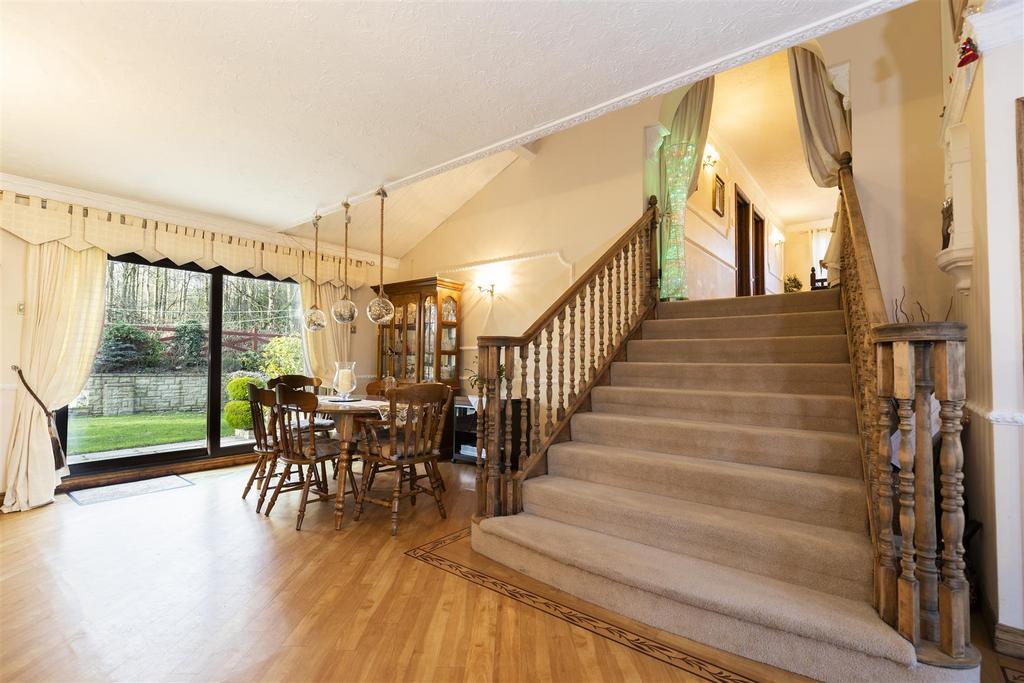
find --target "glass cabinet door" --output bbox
[422,296,436,381]
[404,301,418,380]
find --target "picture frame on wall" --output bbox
[712,175,726,217]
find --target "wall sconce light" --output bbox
[702,144,719,171]
[477,283,495,296]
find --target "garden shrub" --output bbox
[237,350,262,373]
[261,336,304,377]
[223,400,253,430]
[94,323,162,372]
[168,319,206,367]
[226,375,266,401]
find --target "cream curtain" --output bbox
[3,242,107,512]
[789,46,851,285]
[788,46,851,188]
[657,77,715,300]
[299,281,353,387]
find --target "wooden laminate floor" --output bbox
[0,463,1018,682]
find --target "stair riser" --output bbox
[610,362,853,395]
[523,482,872,601]
[570,414,862,478]
[547,446,867,532]
[628,336,849,364]
[643,311,845,340]
[591,388,857,434]
[657,289,841,320]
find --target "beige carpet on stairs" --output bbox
[472,289,980,683]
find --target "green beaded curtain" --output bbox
[656,78,715,301]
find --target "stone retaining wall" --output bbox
[74,373,207,417]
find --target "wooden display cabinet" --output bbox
[373,277,463,390]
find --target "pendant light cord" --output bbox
[343,201,351,293]
[377,187,387,296]
[312,213,321,307]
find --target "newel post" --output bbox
[646,195,659,304]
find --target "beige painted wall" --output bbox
[783,231,813,291]
[818,0,952,316]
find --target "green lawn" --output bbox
[68,411,235,455]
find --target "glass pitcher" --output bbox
[333,361,357,400]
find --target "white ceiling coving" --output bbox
[1,0,904,237]
[710,50,839,226]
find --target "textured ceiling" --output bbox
[287,150,518,258]
[710,51,839,225]
[1,0,900,234]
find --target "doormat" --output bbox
[67,475,193,506]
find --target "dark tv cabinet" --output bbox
[451,396,528,469]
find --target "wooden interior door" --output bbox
[752,210,766,295]
[735,189,752,296]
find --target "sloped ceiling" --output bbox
[0,0,904,240]
[710,51,839,225]
[286,150,518,258]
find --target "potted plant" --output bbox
[466,358,504,411]
[224,375,267,438]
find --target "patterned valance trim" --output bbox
[0,189,368,288]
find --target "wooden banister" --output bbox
[839,155,978,669]
[476,196,659,516]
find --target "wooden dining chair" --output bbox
[263,385,341,530]
[242,384,279,512]
[353,383,453,536]
[268,374,334,434]
[362,377,446,492]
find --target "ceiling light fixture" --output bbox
[331,200,358,324]
[366,187,396,325]
[302,212,328,332]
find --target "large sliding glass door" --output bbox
[61,256,302,472]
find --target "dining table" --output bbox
[316,395,388,530]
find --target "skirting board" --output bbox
[994,623,1024,658]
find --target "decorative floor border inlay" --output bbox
[406,528,759,683]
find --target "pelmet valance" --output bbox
[0,189,368,289]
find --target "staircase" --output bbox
[471,181,978,681]
[472,288,976,682]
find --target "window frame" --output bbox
[58,253,300,475]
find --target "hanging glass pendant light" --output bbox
[366,187,395,325]
[331,200,358,324]
[303,213,328,332]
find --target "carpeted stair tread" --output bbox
[475,513,915,667]
[657,288,841,319]
[591,385,857,433]
[643,309,846,340]
[570,412,862,478]
[547,441,867,531]
[522,476,872,600]
[628,335,850,363]
[610,360,854,395]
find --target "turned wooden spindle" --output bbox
[519,344,529,507]
[485,346,501,517]
[545,322,554,438]
[875,342,898,625]
[597,268,606,365]
[614,251,623,344]
[933,339,972,660]
[893,340,920,644]
[630,234,639,321]
[568,299,577,404]
[556,311,565,420]
[532,336,541,455]
[588,278,597,381]
[503,350,514,512]
[913,342,940,642]
[475,371,486,516]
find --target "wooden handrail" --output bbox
[838,152,887,326]
[475,197,659,517]
[479,197,658,346]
